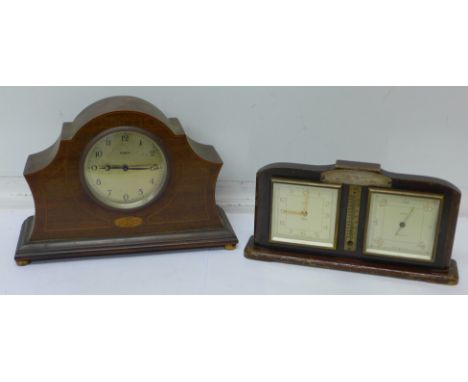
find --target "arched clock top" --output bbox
[24,96,222,176]
[68,96,183,138]
[15,96,237,264]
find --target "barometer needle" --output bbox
[395,207,415,236]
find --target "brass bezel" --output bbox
[80,126,169,212]
[363,188,444,263]
[269,178,342,250]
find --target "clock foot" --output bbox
[16,259,31,266]
[244,236,459,285]
[224,243,237,251]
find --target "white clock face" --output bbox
[83,128,167,210]
[270,179,341,249]
[364,189,443,261]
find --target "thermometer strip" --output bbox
[344,185,362,251]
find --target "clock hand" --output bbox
[304,191,310,212]
[395,207,415,236]
[281,209,308,217]
[126,165,160,170]
[100,164,160,171]
[100,165,124,171]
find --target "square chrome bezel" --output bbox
[269,178,342,249]
[363,188,444,263]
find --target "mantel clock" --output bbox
[15,96,238,265]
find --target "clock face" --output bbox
[270,179,341,249]
[364,189,443,262]
[83,128,168,210]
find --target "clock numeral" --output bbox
[96,179,102,186]
[150,178,155,184]
[138,188,144,196]
[105,139,112,146]
[95,150,103,158]
[122,134,129,142]
[90,165,98,171]
[123,194,130,202]
[139,139,143,146]
[107,190,112,196]
[150,149,156,156]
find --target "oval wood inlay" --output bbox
[114,216,144,228]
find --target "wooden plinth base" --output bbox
[244,236,458,285]
[15,206,238,265]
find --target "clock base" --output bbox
[244,236,458,285]
[15,206,238,265]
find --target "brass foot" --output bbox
[224,243,237,251]
[16,259,31,266]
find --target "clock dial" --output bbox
[364,189,443,261]
[270,179,341,248]
[83,128,167,210]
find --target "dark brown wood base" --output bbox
[244,236,459,285]
[15,206,238,265]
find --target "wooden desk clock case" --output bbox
[244,161,460,285]
[15,96,238,265]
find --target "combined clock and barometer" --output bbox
[15,96,238,265]
[245,161,461,284]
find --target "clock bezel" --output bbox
[363,188,444,263]
[269,177,342,250]
[80,125,170,212]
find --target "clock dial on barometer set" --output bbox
[270,179,340,249]
[364,189,442,262]
[83,129,167,210]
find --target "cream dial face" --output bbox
[270,179,341,248]
[83,129,167,210]
[364,189,442,261]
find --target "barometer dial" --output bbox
[270,179,341,249]
[364,189,443,261]
[83,128,167,210]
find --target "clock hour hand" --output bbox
[303,191,310,211]
[100,165,123,171]
[395,207,415,236]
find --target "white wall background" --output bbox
[1,86,467,197]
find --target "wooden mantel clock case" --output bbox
[15,96,238,265]
[244,161,461,285]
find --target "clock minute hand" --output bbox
[281,209,308,217]
[126,164,160,170]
